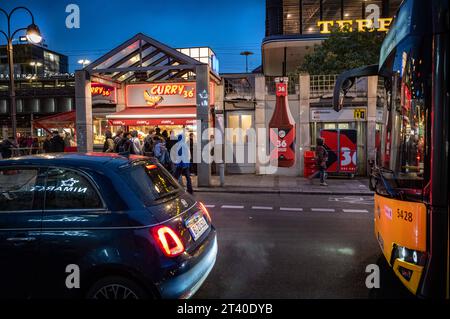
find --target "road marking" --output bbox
[311,208,336,212]
[342,209,369,213]
[280,207,303,212]
[251,206,273,210]
[221,205,244,209]
[204,205,215,208]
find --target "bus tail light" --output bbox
[151,226,185,257]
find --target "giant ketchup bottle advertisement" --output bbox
[269,79,296,168]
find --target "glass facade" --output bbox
[0,44,68,78]
[266,0,403,37]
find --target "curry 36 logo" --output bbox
[143,90,164,107]
[143,83,195,107]
[30,178,88,193]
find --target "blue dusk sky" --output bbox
[1,0,265,73]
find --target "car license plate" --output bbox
[186,212,209,241]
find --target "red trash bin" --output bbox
[303,150,316,177]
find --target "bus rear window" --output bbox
[122,162,181,204]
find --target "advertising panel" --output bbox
[126,82,215,108]
[320,129,357,174]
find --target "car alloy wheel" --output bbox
[87,276,150,300]
[92,284,139,300]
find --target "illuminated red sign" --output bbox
[91,83,117,104]
[126,82,215,107]
[108,119,196,126]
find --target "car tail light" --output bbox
[151,226,185,257]
[199,202,212,223]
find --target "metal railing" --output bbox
[309,74,367,99]
[224,77,254,100]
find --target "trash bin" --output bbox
[303,150,316,177]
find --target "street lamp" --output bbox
[78,59,91,68]
[0,6,42,143]
[240,51,254,73]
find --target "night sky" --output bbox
[1,0,264,73]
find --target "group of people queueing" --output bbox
[103,127,195,194]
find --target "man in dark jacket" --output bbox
[308,137,329,186]
[173,134,193,194]
[43,135,52,153]
[0,137,16,159]
[116,132,132,154]
[49,131,65,153]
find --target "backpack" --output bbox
[144,137,153,153]
[116,138,126,153]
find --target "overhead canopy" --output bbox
[33,111,76,132]
[85,33,220,84]
[106,107,196,126]
[262,35,325,76]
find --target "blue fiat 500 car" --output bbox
[0,153,217,299]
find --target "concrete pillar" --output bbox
[214,82,225,185]
[116,83,126,112]
[254,75,267,174]
[366,75,378,175]
[196,64,211,187]
[75,70,93,152]
[299,74,311,176]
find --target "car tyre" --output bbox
[86,276,152,300]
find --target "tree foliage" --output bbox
[295,29,386,75]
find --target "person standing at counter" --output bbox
[130,130,142,155]
[49,131,65,153]
[116,132,132,154]
[0,137,16,159]
[43,134,52,153]
[103,131,115,153]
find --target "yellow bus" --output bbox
[333,0,449,298]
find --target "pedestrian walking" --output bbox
[308,137,329,186]
[173,134,193,194]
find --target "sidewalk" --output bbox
[192,174,374,195]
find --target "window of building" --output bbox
[322,0,342,22]
[0,169,39,212]
[302,0,321,33]
[283,0,301,34]
[44,168,103,210]
[93,118,109,145]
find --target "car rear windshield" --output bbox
[122,161,181,204]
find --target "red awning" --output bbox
[106,107,197,126]
[33,110,76,132]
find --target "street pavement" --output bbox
[192,192,413,299]
[192,175,374,195]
